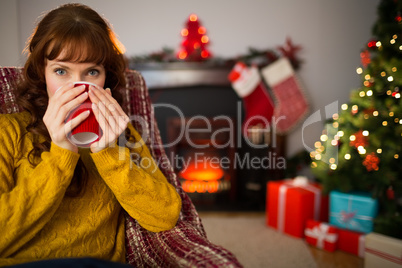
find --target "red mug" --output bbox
[66,82,102,147]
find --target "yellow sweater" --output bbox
[0,111,181,266]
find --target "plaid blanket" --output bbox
[0,67,242,267]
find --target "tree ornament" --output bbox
[363,107,375,115]
[350,130,369,148]
[392,87,400,98]
[387,186,395,200]
[177,14,212,61]
[396,11,402,23]
[367,39,378,50]
[362,152,380,171]
[360,50,371,67]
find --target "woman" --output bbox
[0,3,181,267]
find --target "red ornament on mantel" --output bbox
[277,37,302,69]
[177,14,212,61]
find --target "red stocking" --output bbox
[229,62,275,139]
[261,57,309,134]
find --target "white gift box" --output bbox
[365,232,402,268]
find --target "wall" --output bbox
[1,0,380,157]
[0,0,21,66]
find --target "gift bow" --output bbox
[340,211,357,223]
[277,176,321,233]
[305,223,338,249]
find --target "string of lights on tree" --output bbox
[310,0,402,239]
[311,31,402,178]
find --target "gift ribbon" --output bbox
[340,211,356,222]
[365,247,402,265]
[330,195,374,229]
[358,234,365,258]
[331,212,373,232]
[331,212,373,222]
[277,176,321,233]
[304,223,338,249]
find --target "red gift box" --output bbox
[338,228,365,257]
[304,219,338,252]
[266,177,328,238]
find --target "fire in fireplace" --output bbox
[179,152,229,194]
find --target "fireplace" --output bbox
[132,62,286,211]
[166,116,237,208]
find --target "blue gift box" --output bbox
[329,191,378,233]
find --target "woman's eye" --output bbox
[55,69,66,75]
[88,69,99,76]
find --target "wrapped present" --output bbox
[266,176,328,238]
[329,191,378,233]
[365,232,402,268]
[304,219,338,252]
[338,228,365,257]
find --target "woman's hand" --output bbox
[88,85,129,153]
[43,83,90,153]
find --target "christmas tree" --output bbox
[310,0,402,239]
[177,14,211,61]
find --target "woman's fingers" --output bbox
[53,92,90,130]
[89,85,125,115]
[47,84,88,122]
[90,102,115,152]
[43,83,93,152]
[89,86,129,130]
[52,83,86,106]
[88,86,129,153]
[63,91,90,117]
[64,110,91,135]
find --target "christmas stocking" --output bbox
[261,57,309,134]
[229,62,275,140]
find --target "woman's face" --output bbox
[44,50,106,98]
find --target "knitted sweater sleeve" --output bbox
[0,114,80,257]
[90,124,182,233]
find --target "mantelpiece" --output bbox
[129,62,233,89]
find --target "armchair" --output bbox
[0,67,242,267]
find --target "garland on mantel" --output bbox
[129,37,303,70]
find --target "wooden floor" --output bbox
[308,246,364,268]
[199,211,365,268]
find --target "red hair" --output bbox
[17,3,128,196]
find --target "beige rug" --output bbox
[200,213,317,268]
